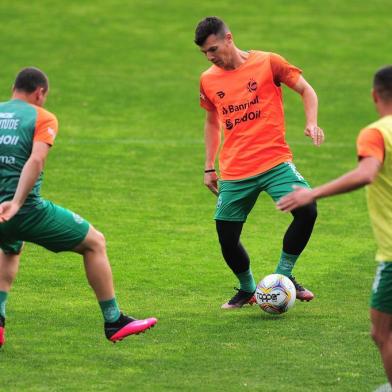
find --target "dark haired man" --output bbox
[195,17,324,308]
[278,65,392,384]
[0,67,157,346]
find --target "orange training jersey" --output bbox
[199,51,302,180]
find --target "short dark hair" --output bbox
[14,67,49,93]
[194,17,229,46]
[374,65,392,102]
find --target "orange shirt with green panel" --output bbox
[200,51,302,180]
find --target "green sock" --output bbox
[275,251,299,277]
[99,297,120,323]
[236,269,256,293]
[0,291,8,318]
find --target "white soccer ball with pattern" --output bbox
[256,274,296,314]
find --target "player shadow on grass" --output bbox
[244,307,324,321]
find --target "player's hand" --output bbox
[0,201,20,223]
[276,186,315,212]
[204,171,219,196]
[304,125,324,147]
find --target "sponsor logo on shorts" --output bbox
[0,155,15,164]
[72,213,84,224]
[217,195,222,209]
[0,135,19,145]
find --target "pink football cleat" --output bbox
[105,313,157,343]
[0,316,5,348]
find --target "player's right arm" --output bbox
[276,128,384,212]
[276,157,381,212]
[204,108,220,195]
[0,141,51,222]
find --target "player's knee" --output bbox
[218,236,237,251]
[371,325,390,348]
[216,228,240,250]
[292,201,317,223]
[371,328,383,348]
[81,227,106,253]
[216,221,242,249]
[308,202,318,222]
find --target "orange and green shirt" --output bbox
[0,98,58,213]
[199,51,302,180]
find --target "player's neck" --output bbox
[224,48,250,70]
[377,103,392,118]
[12,91,40,106]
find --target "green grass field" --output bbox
[1,0,391,390]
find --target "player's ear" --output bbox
[225,32,233,44]
[31,87,42,104]
[372,88,378,104]
[33,88,41,103]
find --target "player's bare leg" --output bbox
[0,251,20,292]
[371,308,392,384]
[73,226,157,342]
[73,227,115,301]
[0,250,21,347]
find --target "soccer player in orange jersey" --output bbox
[195,17,324,308]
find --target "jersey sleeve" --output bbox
[269,53,302,88]
[199,79,215,111]
[356,127,385,162]
[33,108,58,146]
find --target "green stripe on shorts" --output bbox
[371,261,392,314]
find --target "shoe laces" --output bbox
[289,276,305,292]
[228,287,254,304]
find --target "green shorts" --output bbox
[0,200,90,254]
[371,262,392,314]
[215,162,310,222]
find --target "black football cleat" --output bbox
[221,288,256,309]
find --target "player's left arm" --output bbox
[290,76,324,147]
[277,156,382,212]
[0,141,51,222]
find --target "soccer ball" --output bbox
[256,274,296,314]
